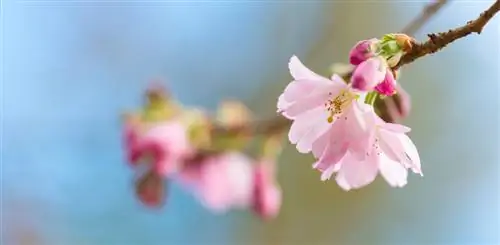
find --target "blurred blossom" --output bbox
[216,100,253,128]
[252,160,282,220]
[178,152,254,213]
[127,120,192,176]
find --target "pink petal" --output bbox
[289,55,331,83]
[315,131,348,172]
[349,39,377,65]
[252,163,282,220]
[330,74,349,86]
[284,92,330,118]
[335,152,379,191]
[351,57,387,92]
[343,102,376,160]
[288,107,327,145]
[378,129,422,175]
[311,129,330,159]
[382,123,411,133]
[320,163,341,181]
[399,134,422,175]
[374,68,397,96]
[378,154,408,187]
[296,116,331,154]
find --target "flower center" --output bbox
[325,89,357,123]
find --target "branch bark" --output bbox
[394,0,500,70]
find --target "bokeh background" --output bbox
[2,0,499,244]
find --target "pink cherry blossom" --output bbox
[277,56,367,155]
[126,121,192,176]
[178,152,254,213]
[252,161,282,220]
[317,108,422,190]
[349,39,378,65]
[351,56,388,92]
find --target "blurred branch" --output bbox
[401,0,449,35]
[213,0,451,135]
[394,0,500,69]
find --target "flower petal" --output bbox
[288,106,326,144]
[289,55,331,83]
[382,123,411,133]
[335,152,379,191]
[378,154,408,187]
[378,129,422,175]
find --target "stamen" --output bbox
[324,90,356,123]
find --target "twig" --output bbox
[213,0,453,136]
[401,0,449,35]
[394,0,500,70]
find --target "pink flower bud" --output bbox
[374,69,397,96]
[351,57,387,92]
[135,170,166,208]
[252,162,282,220]
[349,39,377,65]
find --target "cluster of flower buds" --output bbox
[122,85,282,220]
[277,34,422,190]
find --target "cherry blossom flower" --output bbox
[252,160,282,220]
[126,120,192,176]
[277,56,369,155]
[178,152,254,213]
[316,107,422,190]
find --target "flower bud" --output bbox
[135,170,165,208]
[374,69,397,96]
[349,39,377,65]
[394,33,414,52]
[351,57,387,92]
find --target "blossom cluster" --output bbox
[121,33,424,219]
[122,86,281,220]
[277,34,423,190]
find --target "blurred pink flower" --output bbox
[126,121,192,176]
[252,161,281,220]
[179,152,254,213]
[277,56,368,154]
[317,108,422,190]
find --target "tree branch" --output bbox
[394,0,500,70]
[213,0,453,136]
[401,0,449,35]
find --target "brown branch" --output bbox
[212,0,452,136]
[394,0,500,70]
